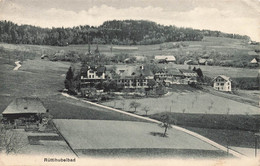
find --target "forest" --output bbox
[0,20,250,46]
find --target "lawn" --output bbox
[101,90,260,116]
[53,119,229,158]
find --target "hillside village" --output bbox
[1,0,260,163]
[0,26,259,161]
[61,44,237,102]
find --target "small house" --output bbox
[250,58,259,64]
[212,75,232,92]
[2,97,47,123]
[155,55,176,63]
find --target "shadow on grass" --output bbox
[149,132,168,138]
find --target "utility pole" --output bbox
[88,31,91,55]
[255,133,260,157]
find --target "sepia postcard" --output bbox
[0,0,259,165]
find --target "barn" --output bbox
[2,97,47,123]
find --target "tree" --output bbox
[158,114,173,137]
[121,100,126,110]
[227,107,230,115]
[208,100,214,112]
[147,79,156,89]
[196,68,203,77]
[129,101,141,113]
[142,106,150,116]
[0,123,27,154]
[191,100,195,108]
[66,67,74,80]
[64,66,76,94]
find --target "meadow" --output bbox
[102,90,259,116]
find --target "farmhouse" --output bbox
[117,65,154,89]
[80,66,106,88]
[212,75,232,92]
[155,55,176,63]
[155,68,185,84]
[198,58,214,65]
[2,97,47,123]
[250,58,259,65]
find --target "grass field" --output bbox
[150,113,260,131]
[184,127,260,149]
[102,90,259,116]
[54,119,230,158]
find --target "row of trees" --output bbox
[0,20,249,46]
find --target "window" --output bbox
[220,83,224,86]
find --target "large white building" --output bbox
[212,75,232,92]
[80,66,106,88]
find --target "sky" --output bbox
[0,0,259,41]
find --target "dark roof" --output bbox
[96,66,106,73]
[213,75,231,81]
[179,69,198,77]
[179,69,197,73]
[81,66,106,74]
[2,97,46,115]
[167,68,183,76]
[156,68,183,76]
[118,66,153,79]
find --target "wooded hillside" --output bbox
[0,20,249,46]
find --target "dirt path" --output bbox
[13,61,21,70]
[61,92,245,158]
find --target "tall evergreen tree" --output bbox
[64,67,75,92]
